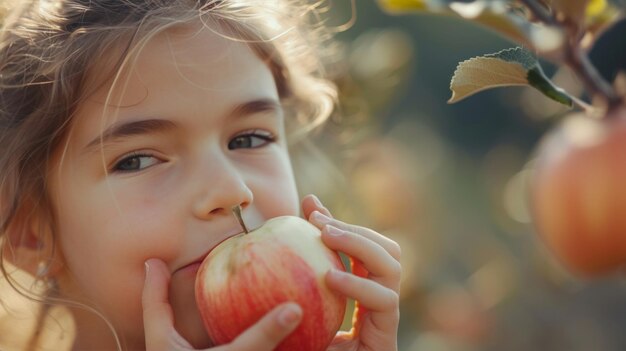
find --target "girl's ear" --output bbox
[3,203,64,279]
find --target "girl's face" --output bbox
[47,25,299,349]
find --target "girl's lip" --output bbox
[178,261,203,276]
[175,231,245,273]
[177,254,209,274]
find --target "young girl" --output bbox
[0,0,401,350]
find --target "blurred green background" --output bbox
[294,2,626,350]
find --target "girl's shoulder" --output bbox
[0,265,74,351]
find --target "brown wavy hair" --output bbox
[0,0,337,349]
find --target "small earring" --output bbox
[36,261,49,279]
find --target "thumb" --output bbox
[142,258,192,350]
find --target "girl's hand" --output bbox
[302,195,401,351]
[142,258,303,351]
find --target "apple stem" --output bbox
[232,205,249,234]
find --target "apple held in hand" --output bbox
[195,215,347,351]
[531,108,626,276]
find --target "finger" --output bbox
[321,225,401,290]
[225,303,302,351]
[301,194,333,220]
[310,211,401,261]
[142,258,190,350]
[326,269,399,333]
[326,269,398,313]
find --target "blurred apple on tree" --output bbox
[531,108,626,276]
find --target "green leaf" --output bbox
[448,47,573,106]
[377,0,429,13]
[487,46,536,69]
[585,0,621,38]
[586,0,607,17]
[526,66,575,106]
[451,2,534,48]
[550,0,614,24]
[378,0,541,49]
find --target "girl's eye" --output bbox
[113,154,160,172]
[228,131,276,150]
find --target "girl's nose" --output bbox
[192,161,254,221]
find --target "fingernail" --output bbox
[311,211,331,225]
[311,195,323,208]
[278,304,302,328]
[325,225,343,236]
[144,261,150,281]
[327,268,347,281]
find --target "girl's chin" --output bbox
[169,270,212,347]
[180,327,214,349]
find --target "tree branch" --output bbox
[519,0,623,113]
[564,44,622,112]
[519,0,557,25]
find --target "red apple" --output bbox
[195,216,347,350]
[531,107,626,276]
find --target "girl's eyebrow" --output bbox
[84,118,177,152]
[83,98,283,152]
[230,98,283,119]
